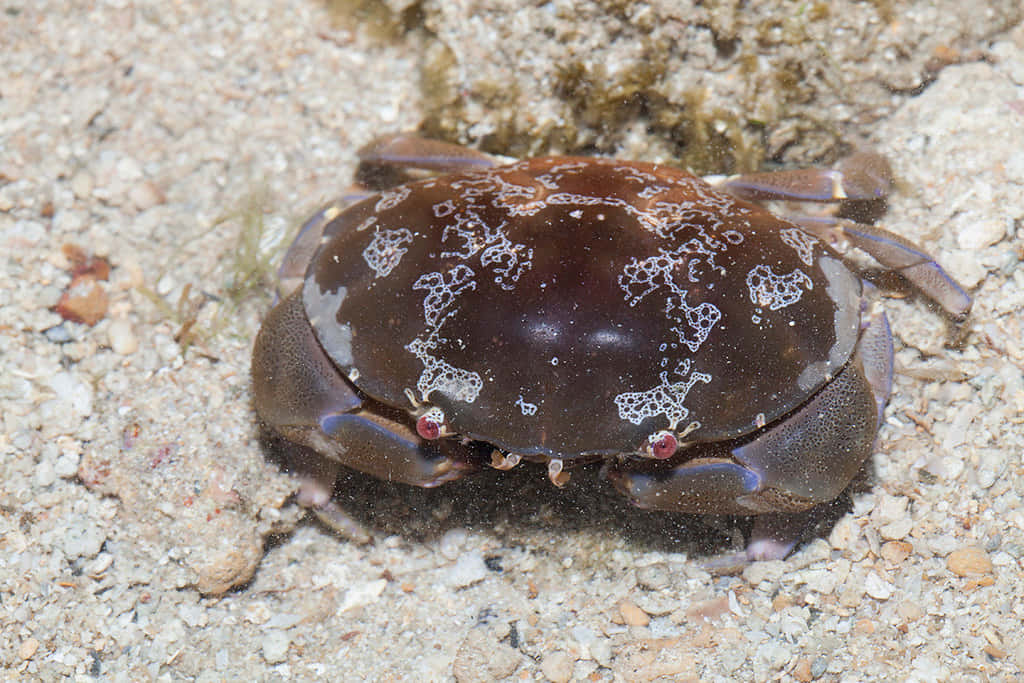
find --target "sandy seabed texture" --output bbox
[2,1,1024,681]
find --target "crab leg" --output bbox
[706,151,894,202]
[357,133,509,173]
[797,217,973,320]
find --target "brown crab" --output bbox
[252,135,970,560]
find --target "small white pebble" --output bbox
[340,579,387,612]
[108,319,139,355]
[85,552,114,577]
[446,552,488,588]
[18,638,39,661]
[588,637,612,668]
[879,518,914,541]
[62,521,107,560]
[47,371,94,418]
[956,217,1006,250]
[35,460,57,488]
[873,494,908,526]
[130,180,165,210]
[70,170,94,199]
[261,630,290,664]
[156,273,176,296]
[743,560,786,586]
[864,571,893,600]
[439,528,468,560]
[540,650,575,683]
[115,157,143,182]
[54,451,80,479]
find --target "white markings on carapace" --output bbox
[302,278,353,365]
[746,264,813,311]
[432,199,456,217]
[439,211,534,290]
[355,216,378,232]
[365,159,763,436]
[780,227,819,266]
[595,169,759,435]
[620,250,681,307]
[405,336,483,403]
[413,265,476,328]
[404,265,484,403]
[375,185,411,212]
[618,249,722,354]
[664,292,722,353]
[636,184,669,199]
[614,365,712,429]
[516,395,539,416]
[362,227,413,278]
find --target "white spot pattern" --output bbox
[433,199,456,217]
[614,367,712,429]
[618,247,722,354]
[406,336,483,403]
[664,292,722,353]
[412,265,476,328]
[780,227,819,266]
[746,264,813,311]
[516,395,538,416]
[362,228,413,278]
[403,265,484,403]
[439,212,533,290]
[375,186,411,212]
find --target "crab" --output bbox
[252,134,971,561]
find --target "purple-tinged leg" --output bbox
[357,133,507,173]
[707,152,893,202]
[288,450,372,544]
[746,509,820,561]
[797,217,973,320]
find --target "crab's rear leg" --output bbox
[357,133,509,173]
[796,217,972,320]
[608,304,894,562]
[706,151,894,202]
[706,152,971,319]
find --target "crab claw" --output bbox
[607,307,892,561]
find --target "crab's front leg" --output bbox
[252,291,479,537]
[607,305,893,561]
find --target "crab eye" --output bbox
[647,430,678,460]
[415,407,446,440]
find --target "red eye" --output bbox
[416,408,446,440]
[648,431,678,459]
